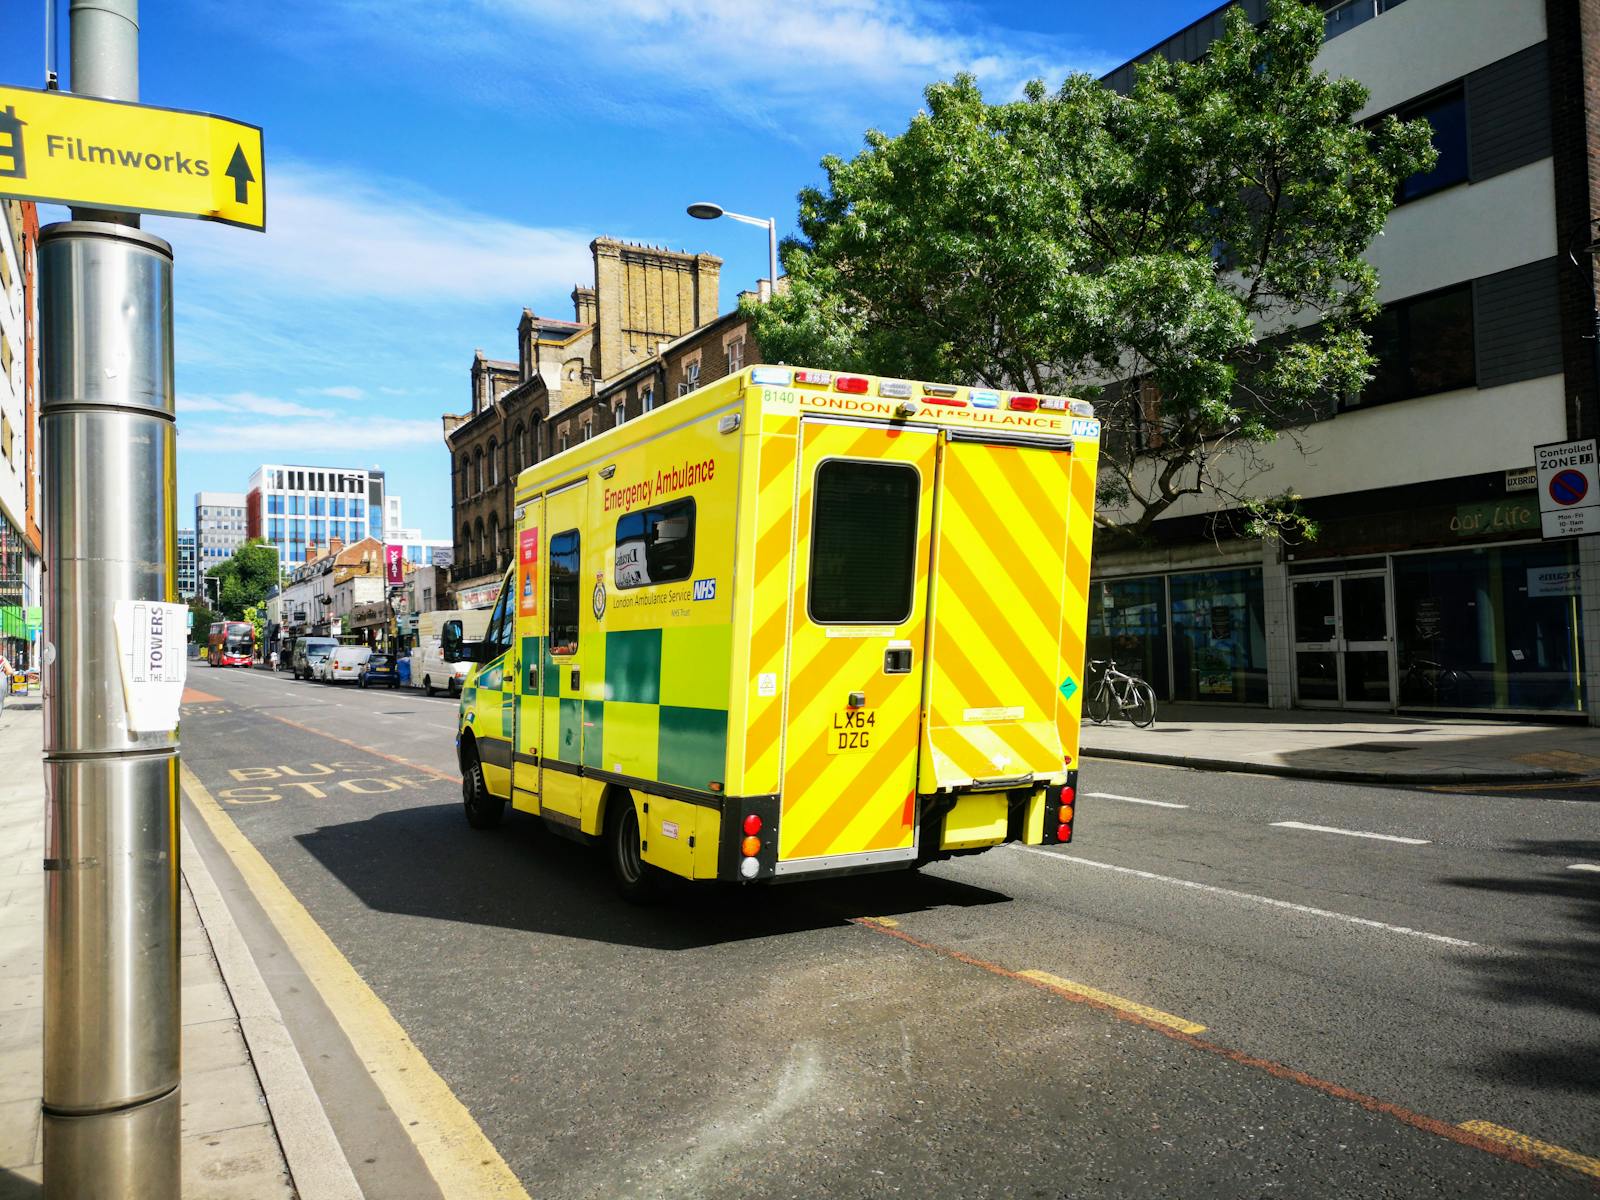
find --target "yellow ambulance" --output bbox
[445,365,1099,898]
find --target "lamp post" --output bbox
[687,201,778,301]
[1565,217,1600,435]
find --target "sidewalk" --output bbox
[0,703,337,1199]
[1080,703,1600,784]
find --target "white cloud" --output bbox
[151,161,594,304]
[315,385,366,400]
[180,415,440,453]
[179,392,333,419]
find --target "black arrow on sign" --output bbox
[224,144,254,205]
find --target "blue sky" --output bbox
[2,0,1221,540]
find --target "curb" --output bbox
[1081,746,1583,786]
[180,818,364,1200]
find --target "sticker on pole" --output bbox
[1534,438,1599,539]
[0,84,265,231]
[113,600,188,732]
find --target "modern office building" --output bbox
[1092,0,1599,721]
[381,494,450,566]
[176,528,198,599]
[195,490,248,576]
[244,464,387,570]
[0,199,40,670]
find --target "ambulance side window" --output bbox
[549,530,580,656]
[809,460,919,624]
[485,581,513,657]
[614,498,696,589]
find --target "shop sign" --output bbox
[1504,467,1537,492]
[1535,438,1599,538]
[1527,565,1582,598]
[1449,500,1536,537]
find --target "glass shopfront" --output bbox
[1088,567,1270,705]
[1393,541,1584,713]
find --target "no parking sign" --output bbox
[1535,438,1599,538]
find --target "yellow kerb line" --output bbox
[858,916,900,928]
[1459,1121,1600,1181]
[181,763,530,1200]
[1017,970,1207,1035]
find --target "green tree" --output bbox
[746,0,1435,545]
[205,539,281,620]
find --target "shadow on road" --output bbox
[0,1166,41,1198]
[295,803,1010,951]
[1442,839,1600,1095]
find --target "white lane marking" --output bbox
[1086,792,1189,810]
[1568,864,1600,874]
[1271,821,1429,846]
[1017,847,1477,948]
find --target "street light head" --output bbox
[686,202,724,221]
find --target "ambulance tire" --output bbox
[423,676,435,696]
[604,791,659,904]
[461,742,505,830]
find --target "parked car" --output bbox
[291,636,339,680]
[359,652,400,689]
[321,646,369,683]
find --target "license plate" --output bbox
[827,707,876,754]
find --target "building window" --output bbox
[641,385,654,413]
[457,455,469,498]
[613,400,626,426]
[267,494,284,516]
[1323,0,1408,41]
[615,499,695,589]
[310,497,326,517]
[558,429,569,452]
[808,461,920,625]
[1348,284,1475,410]
[581,419,592,442]
[488,438,500,487]
[289,495,305,516]
[677,359,701,398]
[513,424,526,468]
[726,338,745,372]
[1393,85,1467,204]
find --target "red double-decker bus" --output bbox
[207,621,255,667]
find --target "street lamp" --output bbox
[1565,217,1600,417]
[687,201,778,301]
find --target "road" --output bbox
[178,664,1600,1198]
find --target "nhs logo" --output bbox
[692,578,717,601]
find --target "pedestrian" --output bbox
[269,648,279,672]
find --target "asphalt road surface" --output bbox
[179,664,1600,1198]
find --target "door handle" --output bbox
[570,667,580,690]
[884,647,912,674]
[528,663,538,691]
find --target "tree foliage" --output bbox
[746,0,1436,544]
[205,538,280,620]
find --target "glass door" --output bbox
[1291,572,1396,708]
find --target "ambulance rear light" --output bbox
[834,375,870,394]
[922,383,959,398]
[739,856,760,880]
[878,380,914,399]
[1057,823,1071,841]
[1070,399,1095,417]
[922,395,967,408]
[751,367,792,386]
[1039,396,1068,412]
[743,813,762,835]
[794,369,832,387]
[741,835,762,857]
[1009,396,1039,412]
[969,390,1000,409]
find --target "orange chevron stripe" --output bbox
[862,791,917,855]
[935,551,1057,700]
[788,709,919,858]
[945,477,1061,625]
[760,441,794,491]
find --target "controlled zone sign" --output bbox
[1534,437,1599,538]
[0,84,264,230]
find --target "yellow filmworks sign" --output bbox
[0,85,264,231]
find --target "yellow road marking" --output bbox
[182,763,530,1199]
[1017,970,1206,1035]
[1458,1122,1600,1180]
[858,915,899,928]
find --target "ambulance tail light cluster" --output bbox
[1009,395,1040,412]
[1047,783,1075,844]
[750,367,793,387]
[740,812,763,879]
[833,375,870,394]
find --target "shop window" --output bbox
[615,499,695,589]
[1348,284,1474,410]
[1169,569,1268,704]
[1394,85,1468,204]
[809,461,919,625]
[1395,543,1585,712]
[1087,576,1171,701]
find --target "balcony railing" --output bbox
[1323,0,1407,40]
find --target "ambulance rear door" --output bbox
[777,417,937,871]
[919,430,1077,793]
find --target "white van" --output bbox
[413,609,490,697]
[321,645,370,684]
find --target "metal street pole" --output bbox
[41,1,183,1196]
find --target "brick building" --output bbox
[443,237,722,607]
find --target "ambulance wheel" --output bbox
[461,743,504,830]
[423,675,435,696]
[605,792,657,903]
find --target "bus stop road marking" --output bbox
[182,763,530,1200]
[849,917,1556,1182]
[259,711,461,784]
[1016,970,1205,1034]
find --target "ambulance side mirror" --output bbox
[442,619,477,663]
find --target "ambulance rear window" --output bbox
[809,460,919,625]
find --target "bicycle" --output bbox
[1085,658,1158,728]
[1402,657,1474,706]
